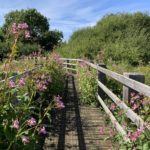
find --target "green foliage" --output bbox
[3,9,49,41]
[0,52,65,149]
[77,63,97,105]
[0,8,63,58]
[57,12,150,65]
[17,42,39,56]
[40,30,63,51]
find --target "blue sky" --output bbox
[0,0,150,41]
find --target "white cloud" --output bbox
[0,0,150,40]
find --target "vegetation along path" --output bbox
[43,75,114,150]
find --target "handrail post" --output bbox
[123,73,145,104]
[66,59,69,72]
[97,64,107,102]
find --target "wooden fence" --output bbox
[61,58,150,142]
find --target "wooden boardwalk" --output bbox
[43,75,114,150]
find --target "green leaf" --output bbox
[143,142,150,150]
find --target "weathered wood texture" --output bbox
[96,94,130,142]
[62,58,150,98]
[97,80,150,130]
[123,73,145,103]
[44,75,116,149]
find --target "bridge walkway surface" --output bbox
[43,75,115,150]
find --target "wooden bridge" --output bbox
[42,58,150,150]
[4,58,150,149]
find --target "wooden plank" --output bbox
[97,80,150,130]
[60,58,81,61]
[63,67,77,71]
[63,63,77,66]
[96,94,130,142]
[83,60,150,98]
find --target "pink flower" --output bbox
[12,23,17,34]
[110,103,116,111]
[38,126,47,134]
[55,97,65,109]
[21,136,29,145]
[18,23,28,29]
[9,80,16,88]
[132,147,136,150]
[99,127,104,135]
[27,117,36,127]
[37,83,47,91]
[25,31,30,38]
[132,103,139,110]
[12,119,19,129]
[19,78,25,86]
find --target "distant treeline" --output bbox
[57,12,150,65]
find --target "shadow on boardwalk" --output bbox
[43,75,113,150]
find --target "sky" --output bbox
[0,0,150,41]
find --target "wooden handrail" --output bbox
[62,58,150,142]
[0,65,42,83]
[62,58,150,98]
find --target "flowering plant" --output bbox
[0,23,65,149]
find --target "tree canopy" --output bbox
[57,12,150,65]
[0,8,63,59]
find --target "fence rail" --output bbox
[0,65,42,83]
[62,58,150,142]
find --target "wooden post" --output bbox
[98,64,107,100]
[123,73,145,103]
[66,59,69,72]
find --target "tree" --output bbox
[40,30,63,50]
[3,9,49,42]
[0,8,63,57]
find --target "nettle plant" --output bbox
[99,93,150,150]
[0,23,65,149]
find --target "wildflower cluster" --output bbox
[35,74,52,92]
[54,95,65,109]
[11,22,30,39]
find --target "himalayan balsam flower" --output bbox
[9,80,16,88]
[27,117,36,127]
[132,103,139,110]
[38,126,47,134]
[55,96,65,109]
[18,23,28,29]
[12,119,19,129]
[25,30,30,38]
[21,136,29,145]
[110,103,116,111]
[12,23,17,34]
[19,78,25,86]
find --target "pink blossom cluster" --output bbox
[9,80,16,88]
[54,95,65,109]
[130,92,150,112]
[11,22,30,39]
[110,103,117,111]
[51,53,63,65]
[37,126,47,134]
[12,118,47,145]
[9,78,26,88]
[12,119,19,129]
[27,117,36,127]
[127,126,145,142]
[36,74,52,92]
[21,136,29,145]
